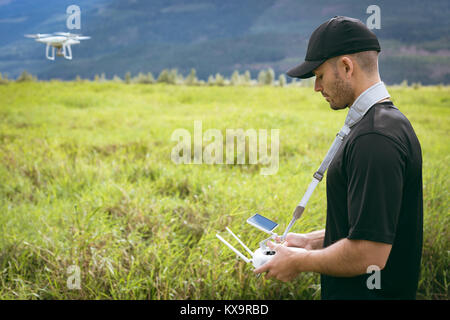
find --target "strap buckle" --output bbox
[313,171,323,181]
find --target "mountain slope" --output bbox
[0,0,448,84]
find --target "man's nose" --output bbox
[314,79,322,92]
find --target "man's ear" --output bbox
[340,56,354,79]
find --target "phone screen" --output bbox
[247,213,278,232]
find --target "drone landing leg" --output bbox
[64,45,72,60]
[46,44,55,60]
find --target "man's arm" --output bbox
[304,238,392,277]
[254,238,392,281]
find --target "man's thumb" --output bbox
[267,241,279,250]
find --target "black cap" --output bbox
[287,16,381,79]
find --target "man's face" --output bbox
[313,59,354,110]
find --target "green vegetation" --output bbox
[0,82,448,299]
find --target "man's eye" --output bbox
[318,75,323,80]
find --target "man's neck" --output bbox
[350,77,382,106]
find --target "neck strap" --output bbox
[345,81,391,128]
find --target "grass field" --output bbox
[0,82,448,299]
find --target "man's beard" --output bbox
[328,72,354,110]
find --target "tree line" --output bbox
[93,68,306,87]
[1,69,436,88]
[0,69,316,87]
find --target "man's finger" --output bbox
[253,262,270,275]
[267,240,279,251]
[274,235,283,243]
[264,270,274,280]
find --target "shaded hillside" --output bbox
[0,0,448,84]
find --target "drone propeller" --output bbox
[54,32,77,37]
[24,33,52,39]
[54,32,90,40]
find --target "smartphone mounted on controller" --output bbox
[246,213,278,235]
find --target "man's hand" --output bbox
[284,233,313,249]
[253,241,309,282]
[276,230,325,250]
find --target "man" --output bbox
[254,16,423,300]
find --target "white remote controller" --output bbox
[252,248,276,268]
[216,227,277,271]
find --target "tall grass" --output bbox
[0,82,448,299]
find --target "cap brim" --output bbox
[286,59,326,79]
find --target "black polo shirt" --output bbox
[321,101,423,300]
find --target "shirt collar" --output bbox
[344,81,390,128]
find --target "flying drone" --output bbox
[24,32,91,60]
